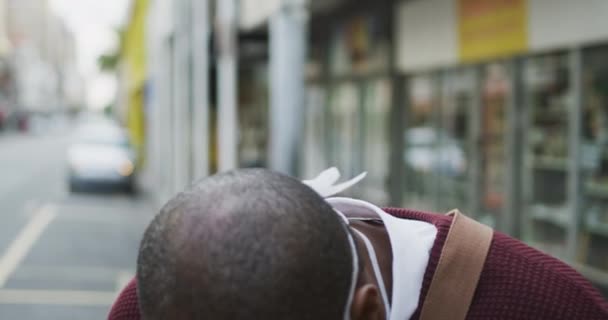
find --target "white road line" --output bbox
[23,200,41,217]
[0,204,57,287]
[0,289,116,306]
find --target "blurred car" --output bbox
[67,123,136,193]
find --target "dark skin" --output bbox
[149,213,393,320]
[349,220,393,320]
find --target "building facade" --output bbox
[391,0,608,289]
[137,0,608,291]
[5,0,81,119]
[0,0,13,129]
[118,0,149,165]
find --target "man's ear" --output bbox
[351,284,385,320]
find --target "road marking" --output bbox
[0,289,116,306]
[23,200,41,217]
[0,204,57,287]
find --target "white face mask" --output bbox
[303,168,390,319]
[335,209,391,320]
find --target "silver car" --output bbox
[67,123,136,193]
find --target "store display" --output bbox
[478,63,511,227]
[403,75,440,211]
[306,10,393,202]
[581,45,608,274]
[362,78,391,204]
[238,66,268,168]
[436,69,475,213]
[328,82,361,191]
[522,53,573,259]
[302,85,328,179]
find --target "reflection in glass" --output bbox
[328,82,361,185]
[436,69,474,213]
[403,75,439,211]
[581,46,608,274]
[362,78,391,204]
[238,66,268,168]
[523,53,572,259]
[479,63,511,227]
[302,85,328,179]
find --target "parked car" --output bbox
[67,122,136,193]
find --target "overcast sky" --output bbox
[49,0,131,109]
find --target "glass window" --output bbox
[238,65,268,168]
[328,82,361,189]
[437,69,477,213]
[403,74,440,211]
[478,63,512,227]
[580,45,608,275]
[522,53,572,260]
[362,78,392,204]
[302,84,328,179]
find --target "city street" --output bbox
[0,131,154,319]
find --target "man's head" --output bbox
[137,169,386,320]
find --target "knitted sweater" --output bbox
[108,208,608,320]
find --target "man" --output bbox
[109,168,608,320]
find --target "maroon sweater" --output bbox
[108,208,608,320]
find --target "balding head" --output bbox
[137,169,353,320]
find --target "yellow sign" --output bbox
[458,0,528,63]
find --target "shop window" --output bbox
[478,63,512,227]
[362,78,391,204]
[436,69,476,213]
[522,53,573,260]
[580,46,608,274]
[403,74,441,211]
[302,85,328,179]
[328,82,361,185]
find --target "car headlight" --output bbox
[117,160,134,177]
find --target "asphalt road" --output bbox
[0,131,154,319]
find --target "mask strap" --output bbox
[335,209,359,320]
[352,229,391,318]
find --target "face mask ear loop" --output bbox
[352,229,391,319]
[335,210,359,320]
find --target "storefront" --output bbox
[580,44,608,277]
[396,0,608,287]
[303,1,395,204]
[238,60,269,168]
[403,68,479,213]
